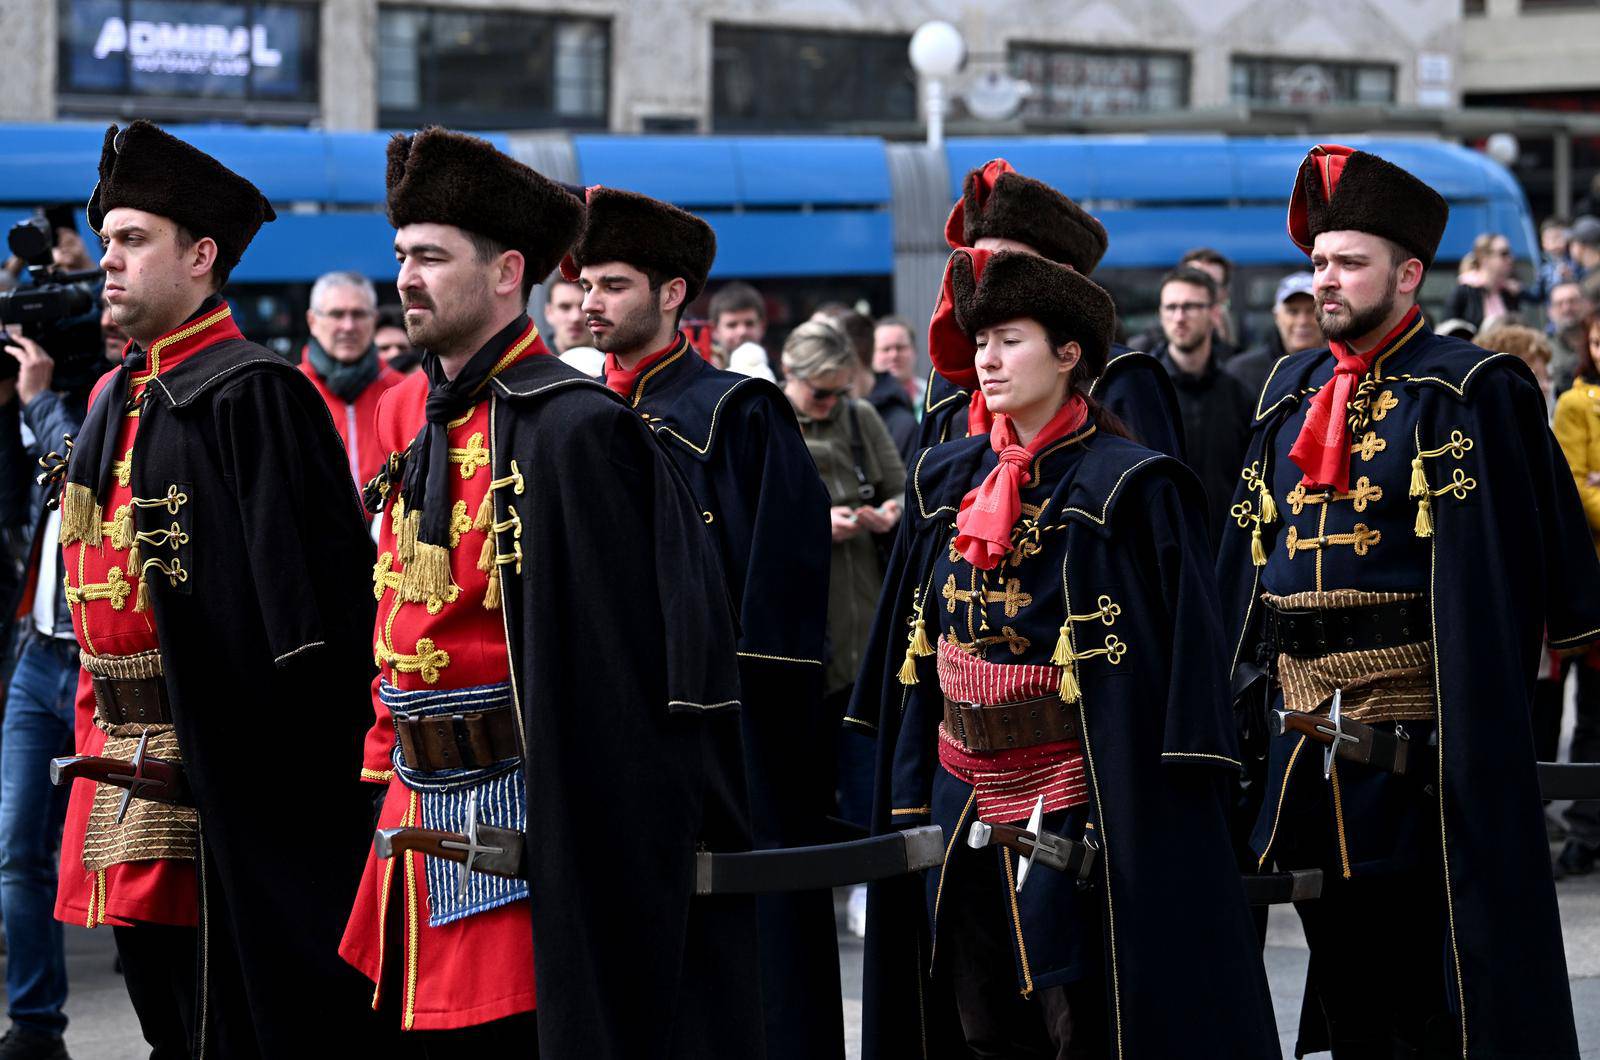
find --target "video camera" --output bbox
[0,212,108,391]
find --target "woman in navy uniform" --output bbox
[848,245,1276,1058]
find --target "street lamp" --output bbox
[909,20,965,149]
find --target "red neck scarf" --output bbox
[1288,306,1420,491]
[954,396,1089,570]
[966,389,993,437]
[604,334,681,399]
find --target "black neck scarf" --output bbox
[305,337,382,403]
[58,295,221,545]
[399,314,531,554]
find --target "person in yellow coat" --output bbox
[1552,311,1600,877]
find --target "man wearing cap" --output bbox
[339,129,760,1057]
[564,187,837,1060]
[1226,272,1321,401]
[915,160,1186,463]
[52,120,381,1056]
[1219,143,1600,1058]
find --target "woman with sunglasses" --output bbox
[1446,231,1532,330]
[846,248,1277,1059]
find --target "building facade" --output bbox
[1,0,1463,133]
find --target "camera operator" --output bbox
[0,208,114,1060]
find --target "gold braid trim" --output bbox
[79,648,162,680]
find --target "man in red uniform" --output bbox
[340,126,761,1058]
[299,271,405,493]
[51,120,381,1058]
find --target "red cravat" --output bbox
[953,397,1088,570]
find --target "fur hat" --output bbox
[560,187,717,303]
[86,121,275,275]
[1288,144,1449,267]
[386,127,583,282]
[946,158,1108,274]
[928,249,1115,390]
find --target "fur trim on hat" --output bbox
[949,251,1115,378]
[86,121,275,274]
[560,187,717,303]
[1288,147,1449,267]
[387,127,583,281]
[959,168,1108,274]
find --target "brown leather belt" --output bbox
[91,675,173,727]
[943,693,1079,753]
[395,706,520,773]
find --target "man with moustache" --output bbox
[1219,144,1600,1059]
[49,120,381,1057]
[563,188,837,1060]
[915,161,1186,463]
[340,129,759,1058]
[300,271,405,493]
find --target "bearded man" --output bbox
[1219,144,1600,1059]
[563,188,839,1060]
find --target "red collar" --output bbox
[604,333,684,402]
[132,301,243,383]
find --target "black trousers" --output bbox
[1293,868,1456,1059]
[938,839,1107,1060]
[112,924,197,1060]
[1564,662,1600,850]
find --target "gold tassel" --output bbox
[125,540,141,578]
[1414,495,1434,539]
[399,541,452,603]
[396,509,419,564]
[59,483,100,546]
[473,492,494,533]
[1250,525,1267,567]
[1058,662,1082,704]
[108,505,134,551]
[477,535,495,574]
[897,644,920,686]
[482,566,502,611]
[1258,487,1278,525]
[1409,454,1428,499]
[134,576,150,614]
[909,613,934,657]
[1050,622,1074,666]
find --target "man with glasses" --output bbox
[1153,265,1254,553]
[300,271,405,494]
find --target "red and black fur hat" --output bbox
[928,248,1116,390]
[560,187,717,303]
[1287,145,1449,267]
[386,127,583,282]
[946,159,1109,274]
[86,120,275,275]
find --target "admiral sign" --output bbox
[62,0,316,102]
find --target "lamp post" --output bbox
[909,21,965,149]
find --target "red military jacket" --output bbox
[51,308,249,929]
[338,322,543,1031]
[298,355,406,493]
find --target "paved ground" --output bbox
[0,866,1593,1058]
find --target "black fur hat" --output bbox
[947,159,1108,274]
[560,187,717,303]
[387,127,583,282]
[930,249,1115,389]
[86,121,275,274]
[1288,145,1449,267]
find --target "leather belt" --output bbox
[943,693,1079,753]
[91,674,172,726]
[1263,598,1425,659]
[395,705,520,773]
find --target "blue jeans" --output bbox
[0,635,79,1034]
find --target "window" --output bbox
[1230,57,1396,107]
[377,6,609,130]
[712,25,915,132]
[58,0,318,109]
[1009,44,1189,119]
